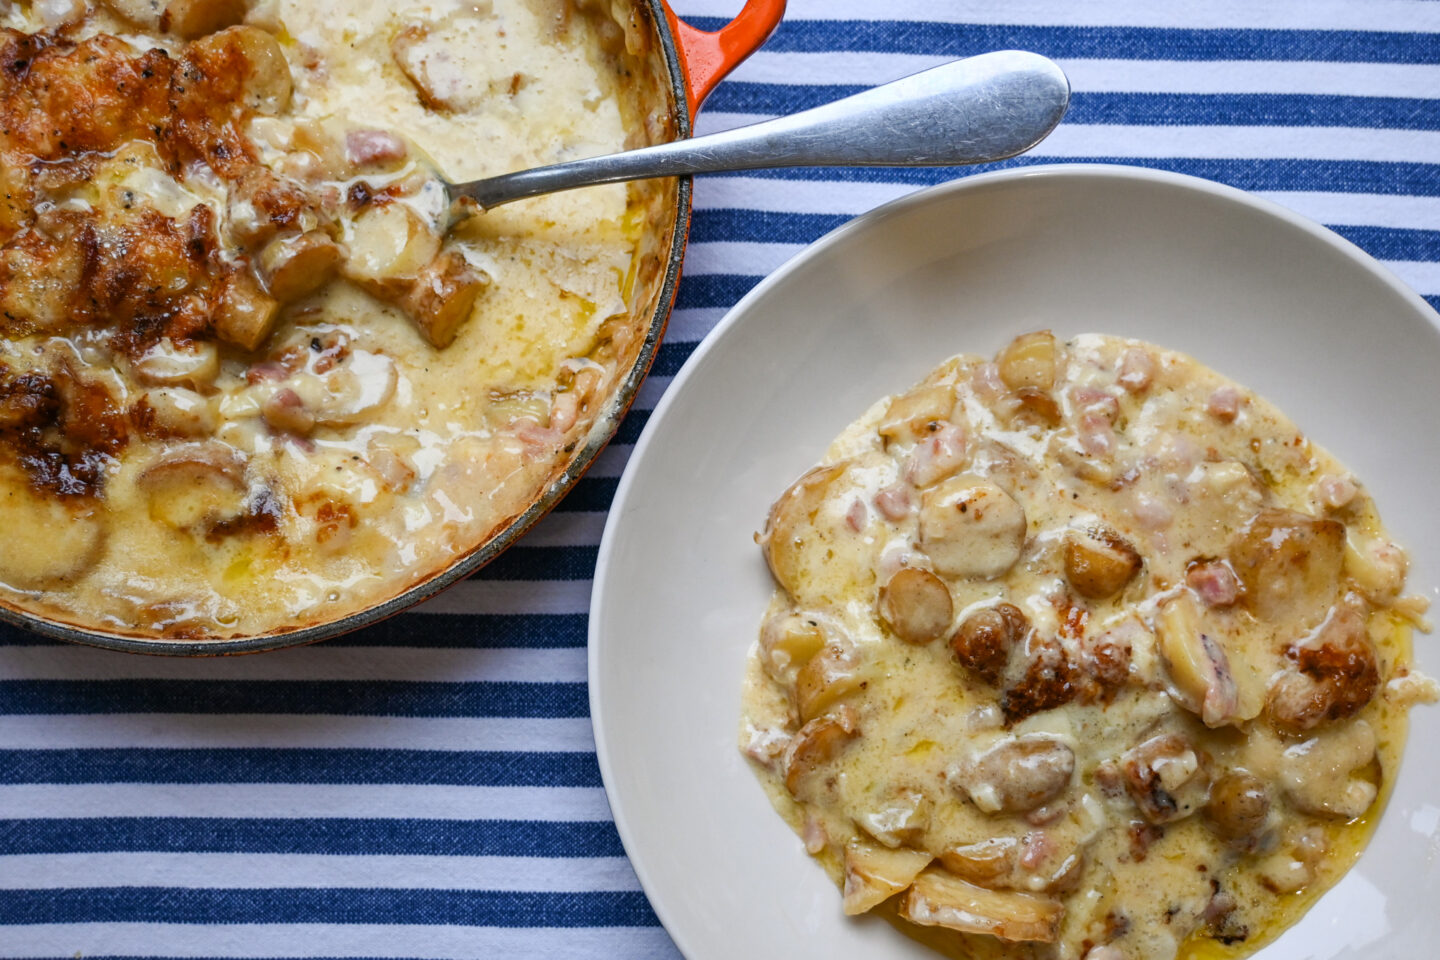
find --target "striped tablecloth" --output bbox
[3,2,1437,957]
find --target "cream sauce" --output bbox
[741,332,1436,960]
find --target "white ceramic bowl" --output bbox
[590,165,1440,959]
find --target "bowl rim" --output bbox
[1,0,696,656]
[588,160,1440,957]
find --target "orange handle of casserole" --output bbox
[661,0,787,120]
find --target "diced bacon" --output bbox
[1206,386,1243,423]
[245,361,291,384]
[874,483,913,521]
[1071,385,1119,422]
[902,421,967,487]
[845,498,868,532]
[1117,348,1155,393]
[1316,473,1358,510]
[1020,831,1057,871]
[1078,412,1116,457]
[516,419,563,453]
[1130,492,1173,530]
[971,361,1006,401]
[1187,560,1240,608]
[345,129,408,167]
[802,814,829,854]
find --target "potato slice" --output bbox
[1230,509,1344,629]
[761,462,847,598]
[951,734,1074,814]
[784,706,859,797]
[0,465,106,588]
[794,643,863,722]
[899,868,1063,942]
[842,840,933,915]
[261,230,343,303]
[162,0,248,39]
[1064,527,1140,600]
[878,568,952,644]
[1156,592,1243,728]
[878,384,955,446]
[758,612,826,685]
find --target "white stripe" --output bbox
[586,442,631,479]
[0,853,642,892]
[0,784,614,821]
[1253,192,1440,230]
[695,114,1440,162]
[685,241,805,276]
[727,52,1440,99]
[0,646,587,683]
[696,177,1440,233]
[0,715,596,751]
[412,579,592,616]
[672,0,1440,32]
[666,306,729,342]
[517,511,607,548]
[694,176,916,215]
[1385,259,1440,294]
[635,374,673,410]
[0,926,682,960]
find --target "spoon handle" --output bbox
[449,50,1069,211]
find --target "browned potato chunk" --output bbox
[189,25,293,114]
[401,251,487,348]
[878,568,952,644]
[1064,527,1141,599]
[997,330,1059,391]
[877,384,954,446]
[950,602,1028,685]
[162,0,248,38]
[761,463,847,598]
[1230,509,1345,628]
[758,612,826,685]
[212,270,280,351]
[1267,605,1379,732]
[951,734,1075,814]
[1205,771,1270,841]
[261,230,343,303]
[841,840,932,915]
[900,868,1063,943]
[940,837,1016,885]
[0,464,106,588]
[942,837,1082,894]
[919,477,1026,580]
[856,789,930,848]
[793,643,863,722]
[344,204,441,288]
[1119,733,1209,824]
[783,706,859,797]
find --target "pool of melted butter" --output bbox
[740,332,1434,960]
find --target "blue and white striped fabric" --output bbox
[2,2,1436,957]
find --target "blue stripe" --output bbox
[0,817,624,856]
[688,18,1440,63]
[0,749,601,786]
[653,339,696,377]
[1425,294,1440,312]
[0,680,589,718]
[0,888,659,926]
[675,274,765,310]
[474,546,596,581]
[0,615,592,649]
[692,156,1440,195]
[552,475,619,512]
[1328,225,1440,260]
[706,86,1440,130]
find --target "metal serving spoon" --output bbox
[446,49,1070,213]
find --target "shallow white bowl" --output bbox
[590,165,1440,959]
